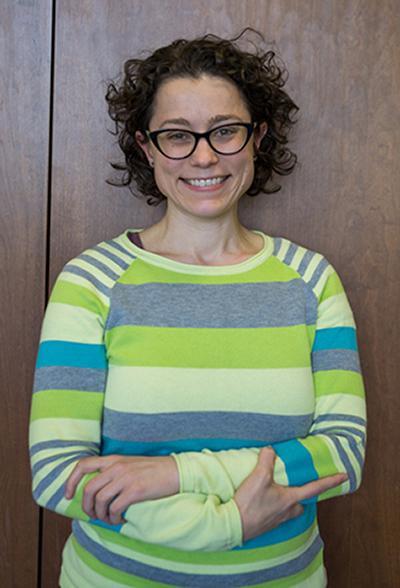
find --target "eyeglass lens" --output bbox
[157,125,249,158]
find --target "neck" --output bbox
[140,203,263,265]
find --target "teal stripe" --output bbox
[313,327,357,351]
[273,439,319,505]
[101,435,267,456]
[36,341,107,369]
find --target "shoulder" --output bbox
[270,235,338,300]
[50,231,138,307]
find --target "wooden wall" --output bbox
[1,1,399,586]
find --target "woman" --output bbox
[30,30,366,587]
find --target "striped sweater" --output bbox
[30,229,366,587]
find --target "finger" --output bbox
[65,457,102,499]
[108,495,128,525]
[93,484,122,522]
[82,472,114,518]
[292,473,348,503]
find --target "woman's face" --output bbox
[136,75,267,220]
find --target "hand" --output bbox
[233,447,348,542]
[64,454,179,525]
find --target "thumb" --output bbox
[256,446,276,471]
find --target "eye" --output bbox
[165,131,192,142]
[213,126,239,138]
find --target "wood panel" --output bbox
[42,1,399,586]
[0,0,52,586]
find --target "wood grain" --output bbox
[0,0,52,586]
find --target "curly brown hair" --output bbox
[105,28,299,205]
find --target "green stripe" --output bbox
[320,272,344,302]
[90,520,318,565]
[65,472,97,520]
[30,390,103,421]
[105,326,311,369]
[314,370,364,398]
[299,436,338,478]
[50,279,108,320]
[119,256,297,286]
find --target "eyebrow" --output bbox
[158,114,245,128]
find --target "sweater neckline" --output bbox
[119,228,274,275]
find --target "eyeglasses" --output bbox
[145,122,256,160]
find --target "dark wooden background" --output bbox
[1,1,399,586]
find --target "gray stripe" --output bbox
[312,425,366,446]
[30,440,99,457]
[33,366,106,393]
[63,264,111,296]
[347,436,365,470]
[93,244,131,270]
[308,257,329,290]
[329,436,357,491]
[312,349,361,373]
[106,238,136,258]
[46,479,70,511]
[73,520,323,586]
[32,450,97,477]
[297,250,315,278]
[314,414,366,427]
[283,242,298,265]
[33,456,78,502]
[273,237,282,256]
[311,427,365,471]
[102,409,313,444]
[78,253,120,281]
[106,280,317,329]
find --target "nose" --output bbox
[190,137,219,166]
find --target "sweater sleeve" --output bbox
[29,263,242,552]
[172,266,367,504]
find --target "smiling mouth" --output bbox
[181,176,229,187]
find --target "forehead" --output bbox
[150,75,250,127]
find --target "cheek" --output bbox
[153,161,181,193]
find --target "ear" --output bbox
[254,121,268,150]
[135,130,154,165]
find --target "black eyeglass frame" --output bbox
[145,122,257,160]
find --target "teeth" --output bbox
[186,176,226,187]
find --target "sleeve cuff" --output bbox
[171,452,194,493]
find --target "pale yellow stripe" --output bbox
[294,564,327,588]
[314,395,366,420]
[31,444,91,468]
[59,272,109,307]
[41,302,104,344]
[317,293,355,328]
[102,237,138,265]
[81,248,126,275]
[277,238,291,260]
[302,252,324,284]
[104,366,315,415]
[61,536,122,587]
[290,246,309,272]
[65,258,115,288]
[30,418,100,445]
[33,460,75,504]
[313,265,334,299]
[81,522,320,574]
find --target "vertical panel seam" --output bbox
[38,0,57,587]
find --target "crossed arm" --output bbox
[30,265,365,550]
